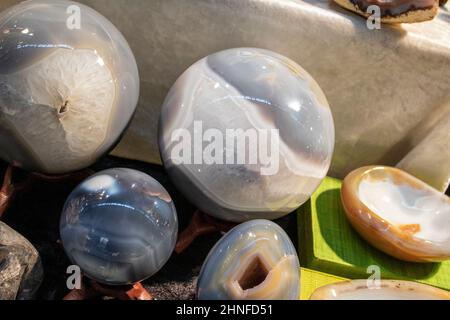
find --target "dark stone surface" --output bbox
[0,156,298,300]
[0,222,43,300]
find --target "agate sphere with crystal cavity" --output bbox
[197,219,300,300]
[159,48,334,222]
[341,166,450,263]
[310,280,450,300]
[0,0,139,174]
[60,168,178,285]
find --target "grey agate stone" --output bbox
[60,168,178,285]
[0,222,43,300]
[159,48,335,222]
[197,219,300,300]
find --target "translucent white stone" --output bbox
[342,166,450,262]
[311,280,450,300]
[0,0,139,174]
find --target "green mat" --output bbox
[297,177,450,291]
[299,268,346,300]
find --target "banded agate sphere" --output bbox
[197,219,300,300]
[0,0,139,174]
[159,48,335,222]
[60,168,178,285]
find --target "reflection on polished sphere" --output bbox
[60,168,178,285]
[159,48,335,222]
[0,0,139,174]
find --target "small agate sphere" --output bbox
[197,220,300,300]
[0,0,139,174]
[159,48,334,222]
[60,168,178,285]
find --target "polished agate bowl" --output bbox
[159,48,335,222]
[341,166,450,262]
[196,220,300,300]
[0,0,139,174]
[310,280,450,300]
[60,168,178,285]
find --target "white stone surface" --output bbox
[1,0,448,190]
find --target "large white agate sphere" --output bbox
[0,0,139,174]
[159,48,335,222]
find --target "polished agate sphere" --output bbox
[0,0,139,174]
[197,220,300,300]
[60,168,178,285]
[159,48,335,222]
